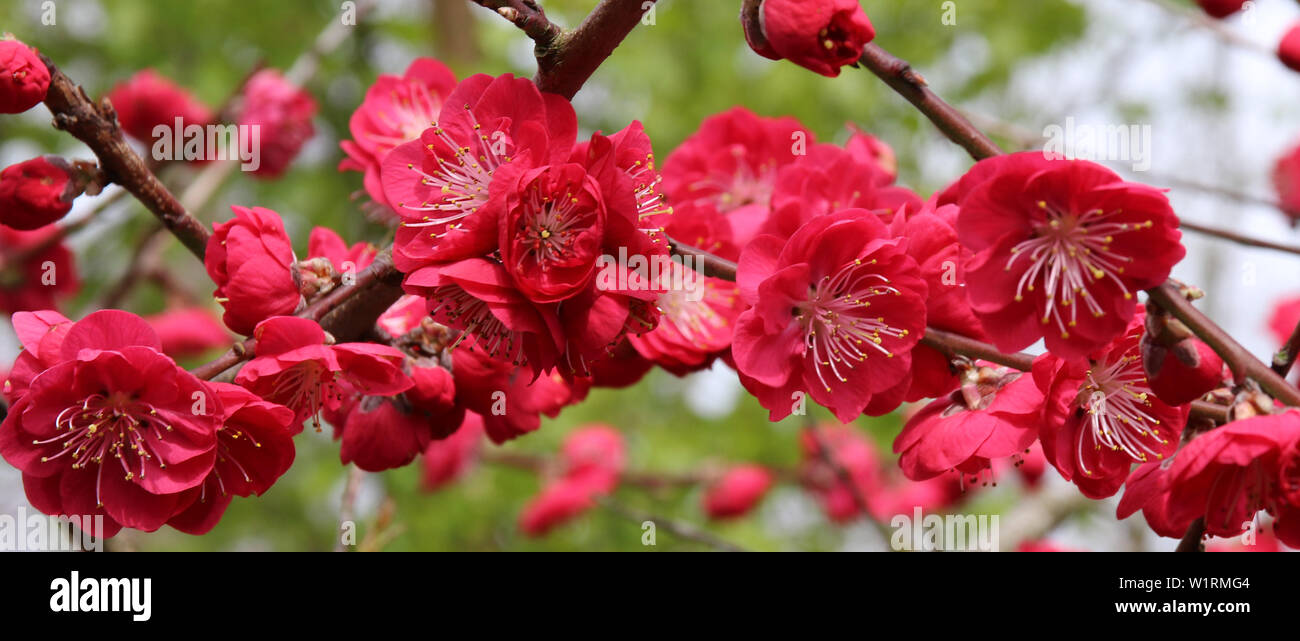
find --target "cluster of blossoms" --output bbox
[3,0,1300,551]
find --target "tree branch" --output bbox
[535,0,657,100]
[40,57,211,259]
[666,235,738,280]
[470,0,563,47]
[1147,282,1300,406]
[857,44,1004,160]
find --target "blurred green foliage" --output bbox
[0,0,1086,551]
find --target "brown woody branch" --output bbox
[1147,283,1300,406]
[474,0,657,100]
[40,56,212,259]
[857,44,1004,161]
[470,0,563,46]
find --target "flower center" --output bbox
[1006,202,1150,338]
[271,360,333,429]
[398,104,512,238]
[36,392,173,507]
[431,285,525,366]
[516,185,588,270]
[796,258,908,392]
[1076,353,1167,474]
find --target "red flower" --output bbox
[234,316,410,429]
[956,152,1184,360]
[518,479,597,537]
[742,0,875,78]
[558,424,626,494]
[0,39,50,114]
[421,412,484,491]
[1034,313,1189,499]
[845,125,897,183]
[1116,459,1188,539]
[893,365,1043,482]
[146,307,232,359]
[0,157,74,230]
[1280,23,1300,73]
[703,464,773,520]
[626,202,741,376]
[1195,0,1249,19]
[1164,413,1300,546]
[0,310,222,537]
[449,345,575,444]
[307,226,377,272]
[331,361,463,472]
[166,382,296,535]
[498,163,608,303]
[204,205,301,335]
[518,425,625,537]
[1272,142,1300,222]
[299,227,378,297]
[340,58,457,215]
[799,425,884,522]
[0,225,79,315]
[335,397,435,472]
[760,141,921,241]
[1269,294,1300,345]
[237,69,317,178]
[383,73,577,266]
[890,203,990,402]
[661,107,813,246]
[733,209,927,423]
[407,258,563,375]
[105,69,213,143]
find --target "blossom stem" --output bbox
[856,44,1004,160]
[596,497,749,552]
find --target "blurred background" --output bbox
[1,0,1297,551]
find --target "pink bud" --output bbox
[1280,23,1300,73]
[0,157,73,230]
[703,464,773,520]
[741,0,875,78]
[0,39,49,114]
[1143,335,1225,406]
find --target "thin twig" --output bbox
[597,498,748,552]
[805,423,894,542]
[857,44,1003,160]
